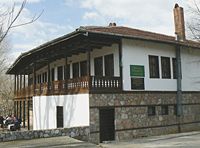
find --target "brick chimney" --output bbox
[109,22,117,27]
[173,4,185,41]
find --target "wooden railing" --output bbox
[14,76,122,98]
[90,76,121,92]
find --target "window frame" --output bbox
[148,106,156,116]
[161,105,169,115]
[94,56,103,76]
[104,54,114,77]
[161,56,171,79]
[149,55,159,78]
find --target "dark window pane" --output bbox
[149,55,159,78]
[131,78,144,90]
[51,68,55,81]
[57,66,63,81]
[80,61,87,76]
[172,58,177,79]
[161,105,169,115]
[161,57,171,79]
[65,64,70,79]
[105,54,114,76]
[73,62,79,78]
[94,56,103,76]
[148,106,156,116]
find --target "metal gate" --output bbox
[99,108,115,142]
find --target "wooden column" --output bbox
[64,56,68,92]
[14,75,16,95]
[87,49,91,89]
[118,40,123,90]
[47,61,51,94]
[16,101,19,118]
[20,75,22,90]
[17,75,19,96]
[19,101,22,120]
[14,101,16,116]
[33,63,36,95]
[27,99,30,130]
[23,101,26,128]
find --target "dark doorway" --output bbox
[56,106,63,128]
[99,108,115,143]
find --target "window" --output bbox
[149,55,159,78]
[51,68,55,81]
[57,66,63,81]
[105,54,114,76]
[80,61,87,76]
[72,62,79,78]
[131,78,144,90]
[161,57,171,79]
[172,58,177,79]
[161,105,168,115]
[148,106,156,116]
[94,56,103,76]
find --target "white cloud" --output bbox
[79,0,188,35]
[83,12,99,20]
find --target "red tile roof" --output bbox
[80,26,200,48]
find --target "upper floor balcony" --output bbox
[15,76,122,98]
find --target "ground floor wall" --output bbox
[33,94,89,130]
[89,92,200,143]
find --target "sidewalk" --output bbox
[0,136,99,148]
[100,131,200,148]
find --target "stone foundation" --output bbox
[0,126,89,142]
[89,92,200,143]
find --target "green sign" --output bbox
[130,65,145,77]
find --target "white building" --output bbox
[7,4,200,143]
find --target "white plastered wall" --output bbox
[33,94,89,130]
[181,47,200,91]
[122,39,177,91]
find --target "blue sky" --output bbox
[0,0,192,61]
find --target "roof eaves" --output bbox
[6,30,86,74]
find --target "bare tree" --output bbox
[0,0,43,44]
[0,0,42,116]
[187,0,200,41]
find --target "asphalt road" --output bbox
[1,131,200,148]
[101,131,200,148]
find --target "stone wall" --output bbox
[89,92,200,143]
[0,126,89,142]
